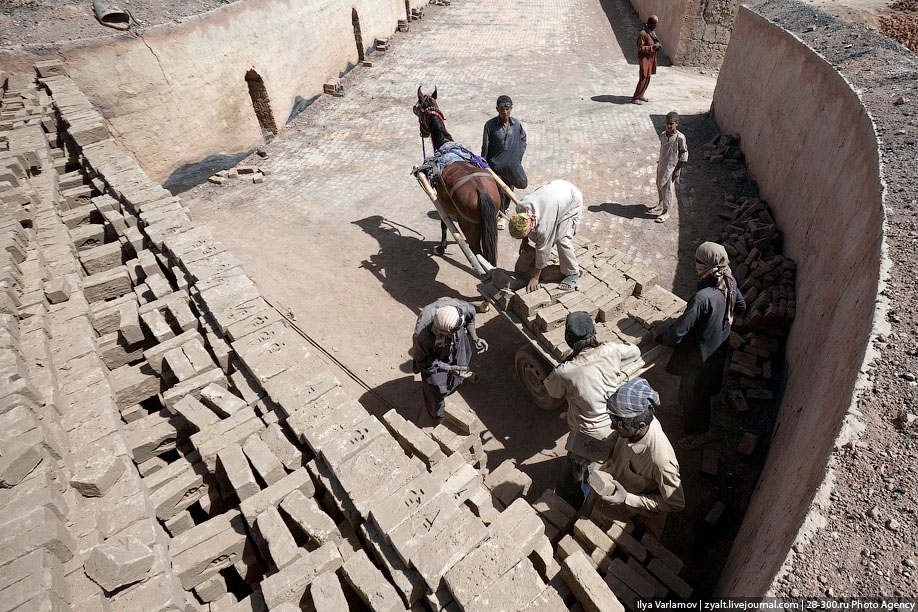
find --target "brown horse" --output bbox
[413,87,500,267]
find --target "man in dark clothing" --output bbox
[661,242,746,439]
[481,95,528,222]
[631,15,661,104]
[412,298,489,423]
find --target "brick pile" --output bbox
[480,240,687,361]
[0,61,710,611]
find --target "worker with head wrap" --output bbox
[660,241,747,441]
[543,311,641,509]
[412,298,489,424]
[595,376,685,538]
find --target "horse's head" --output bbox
[413,86,441,139]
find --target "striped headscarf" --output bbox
[694,241,738,325]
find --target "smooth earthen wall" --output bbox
[710,4,883,595]
[1,0,406,183]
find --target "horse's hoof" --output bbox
[476,301,491,314]
[434,245,446,255]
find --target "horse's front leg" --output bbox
[435,220,447,255]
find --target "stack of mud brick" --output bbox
[715,194,798,409]
[480,237,687,361]
[1,60,648,612]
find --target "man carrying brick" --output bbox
[598,377,684,539]
[412,298,489,424]
[543,311,641,509]
[508,179,583,292]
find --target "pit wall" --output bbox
[629,0,740,66]
[0,0,407,184]
[710,3,884,596]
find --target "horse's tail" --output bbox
[479,190,498,267]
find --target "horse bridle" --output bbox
[413,95,443,139]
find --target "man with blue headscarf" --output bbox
[598,376,684,538]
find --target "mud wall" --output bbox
[710,3,884,595]
[0,0,406,184]
[630,0,740,66]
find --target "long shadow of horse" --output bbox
[352,214,481,317]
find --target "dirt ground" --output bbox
[4,0,918,600]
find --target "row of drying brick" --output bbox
[1,69,186,612]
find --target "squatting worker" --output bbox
[660,242,746,439]
[631,15,661,105]
[543,311,641,509]
[598,377,685,538]
[481,95,528,225]
[412,298,489,424]
[508,179,583,293]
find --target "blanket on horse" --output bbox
[411,141,490,188]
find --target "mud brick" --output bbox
[333,434,422,517]
[339,549,403,612]
[702,444,719,476]
[183,250,245,284]
[604,521,648,563]
[616,319,651,347]
[625,557,667,598]
[78,241,123,275]
[148,464,209,521]
[465,559,545,612]
[257,350,339,405]
[239,467,315,529]
[319,414,387,469]
[574,517,615,556]
[297,398,369,455]
[532,488,576,534]
[639,534,684,576]
[625,299,657,327]
[163,345,196,382]
[0,506,74,564]
[726,389,750,413]
[255,505,301,570]
[140,307,174,342]
[260,423,304,471]
[310,571,347,612]
[83,265,131,303]
[443,402,485,436]
[387,492,460,567]
[604,572,641,612]
[535,324,568,360]
[358,520,426,607]
[485,459,532,508]
[0,548,65,599]
[197,274,262,324]
[0,438,41,488]
[199,383,247,418]
[241,433,286,486]
[704,501,726,526]
[260,541,342,609]
[561,550,624,612]
[90,293,137,335]
[193,575,229,603]
[109,361,160,409]
[169,510,248,590]
[217,443,261,502]
[596,294,626,323]
[737,432,759,457]
[744,388,773,401]
[415,507,488,591]
[161,368,226,411]
[556,289,586,311]
[527,586,571,611]
[0,562,69,611]
[368,470,442,537]
[191,407,266,472]
[647,557,693,599]
[283,386,350,443]
[170,394,220,433]
[606,275,637,300]
[443,460,483,507]
[280,489,341,548]
[380,409,445,468]
[464,481,497,519]
[224,306,283,342]
[603,557,653,601]
[69,222,105,252]
[69,453,125,498]
[444,498,545,608]
[511,286,551,318]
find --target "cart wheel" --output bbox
[515,345,563,411]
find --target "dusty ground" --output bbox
[4,0,918,600]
